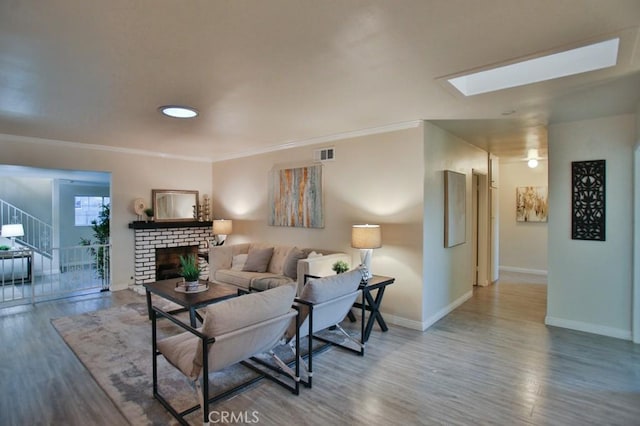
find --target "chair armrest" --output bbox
[151,305,205,338]
[208,245,233,279]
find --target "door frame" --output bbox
[472,170,489,286]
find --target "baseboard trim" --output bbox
[381,290,473,332]
[422,290,473,331]
[382,313,425,331]
[545,316,632,341]
[500,266,548,276]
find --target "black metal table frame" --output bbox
[347,275,395,342]
[0,250,32,284]
[144,279,238,327]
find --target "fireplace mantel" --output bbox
[128,220,212,229]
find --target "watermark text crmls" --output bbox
[209,410,260,424]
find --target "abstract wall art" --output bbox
[268,164,324,228]
[571,159,606,241]
[516,186,548,222]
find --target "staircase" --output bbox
[0,199,53,258]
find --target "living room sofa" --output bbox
[208,243,351,295]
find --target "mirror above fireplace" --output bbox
[152,189,199,222]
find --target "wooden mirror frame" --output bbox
[152,189,199,222]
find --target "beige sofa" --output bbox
[208,243,351,295]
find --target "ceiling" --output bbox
[1,1,640,163]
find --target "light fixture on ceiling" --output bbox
[158,105,199,119]
[527,149,540,168]
[448,38,620,96]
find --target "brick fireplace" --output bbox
[129,221,213,289]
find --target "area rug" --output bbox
[51,299,311,425]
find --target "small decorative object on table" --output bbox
[133,198,146,221]
[332,260,349,274]
[144,208,154,222]
[179,254,201,292]
[201,194,211,221]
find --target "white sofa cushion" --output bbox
[242,247,274,273]
[282,247,305,279]
[267,245,294,275]
[231,254,248,270]
[215,269,257,289]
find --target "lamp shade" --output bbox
[213,219,233,235]
[351,224,382,249]
[2,224,24,238]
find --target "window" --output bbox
[75,196,110,226]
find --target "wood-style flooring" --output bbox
[1,273,638,425]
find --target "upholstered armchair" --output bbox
[285,268,366,388]
[152,284,300,425]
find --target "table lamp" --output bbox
[2,224,24,249]
[351,224,381,280]
[212,219,233,246]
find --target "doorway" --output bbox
[472,171,489,286]
[0,165,111,306]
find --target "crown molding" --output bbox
[0,119,423,164]
[212,120,423,162]
[0,133,212,163]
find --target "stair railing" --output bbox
[0,199,53,258]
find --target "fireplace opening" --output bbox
[156,245,199,281]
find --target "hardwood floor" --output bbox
[1,275,638,425]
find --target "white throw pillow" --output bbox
[231,254,248,271]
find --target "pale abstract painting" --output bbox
[268,165,323,228]
[516,186,548,222]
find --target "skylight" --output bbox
[448,38,620,96]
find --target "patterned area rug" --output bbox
[51,298,304,425]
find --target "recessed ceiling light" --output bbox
[159,105,199,119]
[527,149,540,168]
[448,38,619,96]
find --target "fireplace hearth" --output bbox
[156,245,198,281]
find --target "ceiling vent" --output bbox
[314,147,335,162]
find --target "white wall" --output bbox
[498,160,548,274]
[547,114,635,340]
[0,176,53,223]
[211,125,426,327]
[0,134,213,290]
[422,122,489,328]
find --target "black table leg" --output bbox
[362,286,389,341]
[146,289,153,320]
[189,308,198,328]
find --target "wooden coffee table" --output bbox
[144,278,239,327]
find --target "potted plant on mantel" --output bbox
[144,208,154,222]
[179,254,201,291]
